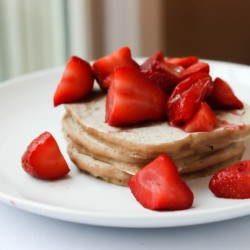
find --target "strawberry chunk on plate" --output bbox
[106,67,167,127]
[128,153,194,211]
[209,160,250,199]
[53,56,94,107]
[92,46,139,89]
[22,132,70,179]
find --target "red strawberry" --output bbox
[53,56,94,107]
[167,72,213,126]
[206,77,243,110]
[209,160,250,199]
[106,67,167,127]
[140,51,164,70]
[128,153,194,210]
[181,61,210,80]
[165,56,198,68]
[92,46,139,89]
[22,132,70,179]
[182,102,216,132]
[140,51,183,96]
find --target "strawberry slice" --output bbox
[53,56,94,107]
[22,132,70,179]
[182,102,216,132]
[140,51,183,96]
[92,46,139,89]
[128,153,194,210]
[167,72,213,126]
[209,160,250,199]
[106,67,167,127]
[206,77,243,110]
[181,61,210,80]
[165,56,198,68]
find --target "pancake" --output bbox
[62,113,234,164]
[67,144,131,186]
[64,90,250,161]
[62,86,250,186]
[67,139,244,185]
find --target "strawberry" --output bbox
[181,61,210,80]
[92,46,139,89]
[128,153,194,210]
[167,72,213,126]
[209,160,250,199]
[206,77,243,110]
[140,51,183,96]
[140,51,164,70]
[53,56,94,107]
[106,67,167,127]
[182,102,216,132]
[165,56,198,68]
[22,132,70,179]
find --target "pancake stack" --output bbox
[62,88,250,186]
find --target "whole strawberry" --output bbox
[209,160,250,199]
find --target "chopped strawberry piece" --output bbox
[22,132,70,179]
[206,77,243,110]
[182,102,216,132]
[165,56,198,68]
[140,51,164,70]
[106,67,167,127]
[209,160,250,199]
[141,69,176,96]
[167,72,213,126]
[128,153,194,210]
[53,56,94,107]
[181,61,210,80]
[140,51,183,96]
[92,46,139,89]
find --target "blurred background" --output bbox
[0,0,250,82]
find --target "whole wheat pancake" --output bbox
[66,135,244,175]
[67,144,131,186]
[67,140,244,185]
[62,87,250,186]
[64,90,250,161]
[62,114,237,164]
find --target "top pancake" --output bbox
[64,88,250,160]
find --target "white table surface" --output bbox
[0,202,249,250]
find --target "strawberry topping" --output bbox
[92,46,139,89]
[167,72,213,126]
[106,67,167,127]
[140,51,183,96]
[53,56,94,107]
[207,77,243,110]
[182,102,216,132]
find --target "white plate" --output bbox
[0,60,250,228]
